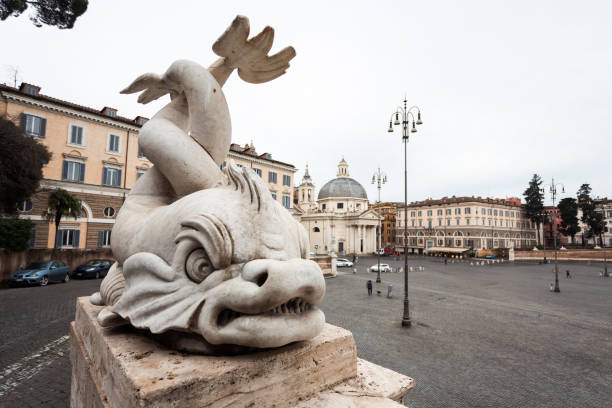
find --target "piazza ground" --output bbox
[0,256,610,407]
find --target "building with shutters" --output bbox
[223,143,296,209]
[394,196,538,254]
[369,202,401,251]
[1,82,296,249]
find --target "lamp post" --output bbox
[542,178,564,292]
[372,168,387,283]
[388,98,422,327]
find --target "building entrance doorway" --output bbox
[338,242,344,253]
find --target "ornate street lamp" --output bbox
[372,168,387,283]
[387,98,423,327]
[542,178,564,292]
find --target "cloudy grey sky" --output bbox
[2,0,610,205]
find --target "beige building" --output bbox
[224,143,296,209]
[2,82,295,249]
[294,159,380,255]
[395,196,537,254]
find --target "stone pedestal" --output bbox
[71,297,413,407]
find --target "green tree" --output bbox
[0,0,88,29]
[577,184,594,246]
[0,116,51,214]
[590,206,605,246]
[523,174,545,246]
[0,218,34,251]
[43,189,82,248]
[557,197,580,243]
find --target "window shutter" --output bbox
[98,231,103,247]
[79,163,85,183]
[102,167,108,185]
[29,229,37,248]
[117,169,122,187]
[74,230,80,248]
[19,113,26,131]
[62,161,68,180]
[40,118,46,138]
[55,231,63,247]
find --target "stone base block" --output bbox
[71,297,413,407]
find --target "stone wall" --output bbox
[515,249,610,261]
[311,254,337,277]
[0,248,113,287]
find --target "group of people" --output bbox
[366,280,392,297]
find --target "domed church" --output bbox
[293,159,381,255]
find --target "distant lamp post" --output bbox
[387,98,423,327]
[542,178,564,292]
[372,167,387,283]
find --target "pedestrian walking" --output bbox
[367,280,373,296]
[566,270,571,279]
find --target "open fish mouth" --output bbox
[216,297,313,327]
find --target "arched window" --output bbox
[18,200,33,212]
[313,227,320,232]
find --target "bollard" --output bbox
[353,268,356,274]
[387,285,393,298]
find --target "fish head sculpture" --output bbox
[90,15,318,354]
[111,163,325,351]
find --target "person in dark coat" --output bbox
[367,280,373,296]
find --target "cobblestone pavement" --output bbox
[1,258,610,407]
[323,256,612,408]
[0,278,100,408]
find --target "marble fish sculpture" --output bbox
[90,16,325,354]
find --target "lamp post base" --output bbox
[401,318,412,327]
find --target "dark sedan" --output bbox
[8,260,70,286]
[72,259,113,279]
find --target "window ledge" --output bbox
[66,143,86,149]
[62,152,88,161]
[102,160,124,167]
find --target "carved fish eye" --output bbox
[185,248,214,283]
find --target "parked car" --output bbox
[485,254,496,259]
[72,259,113,279]
[369,263,391,273]
[336,258,354,267]
[8,260,70,286]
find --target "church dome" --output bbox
[318,177,368,200]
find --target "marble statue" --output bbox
[89,16,326,354]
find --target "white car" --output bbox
[336,258,354,267]
[369,263,391,273]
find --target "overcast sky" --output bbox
[2,0,610,205]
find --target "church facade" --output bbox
[293,160,380,256]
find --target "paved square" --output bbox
[1,257,610,407]
[322,256,612,408]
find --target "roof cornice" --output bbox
[227,151,296,172]
[1,91,141,132]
